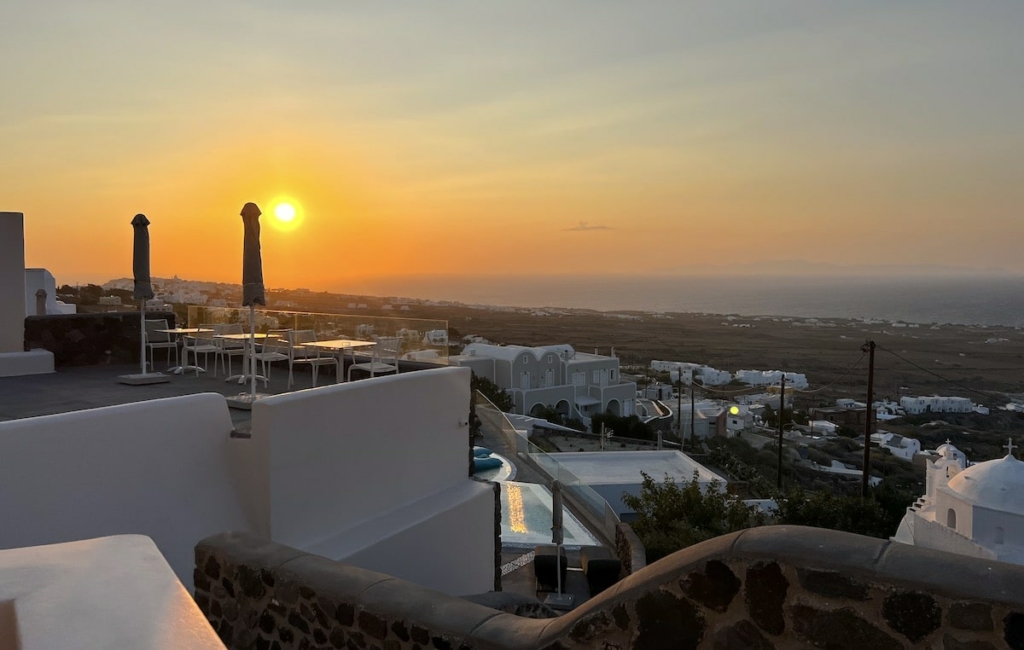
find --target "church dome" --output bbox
[945,455,1024,516]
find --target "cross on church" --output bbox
[1005,438,1017,456]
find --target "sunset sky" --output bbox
[2,2,1022,292]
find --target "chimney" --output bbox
[35,289,47,316]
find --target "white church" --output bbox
[893,440,1024,565]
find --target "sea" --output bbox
[354,275,1024,328]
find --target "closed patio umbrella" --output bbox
[133,214,154,376]
[546,480,573,608]
[241,202,265,399]
[118,214,168,384]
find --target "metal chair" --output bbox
[348,336,401,381]
[213,323,247,377]
[144,318,177,370]
[287,330,338,389]
[252,329,291,381]
[182,324,218,377]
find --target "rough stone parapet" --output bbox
[196,526,1024,649]
[615,522,646,577]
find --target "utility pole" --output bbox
[777,373,785,489]
[862,340,876,498]
[677,372,683,442]
[690,380,697,450]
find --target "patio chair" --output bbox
[287,329,338,389]
[252,329,291,381]
[580,545,621,596]
[347,336,401,381]
[182,324,219,377]
[533,545,568,594]
[213,323,247,377]
[144,318,177,370]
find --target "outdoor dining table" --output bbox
[217,332,271,385]
[158,327,213,375]
[296,339,376,383]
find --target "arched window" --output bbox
[946,508,957,530]
[995,527,1005,545]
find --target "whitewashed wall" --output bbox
[24,268,75,315]
[0,394,259,588]
[0,213,26,353]
[0,368,495,596]
[251,366,495,595]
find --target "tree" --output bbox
[772,485,911,540]
[591,412,655,441]
[622,472,768,562]
[470,373,514,412]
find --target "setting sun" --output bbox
[274,203,296,222]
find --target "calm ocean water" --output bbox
[356,275,1024,327]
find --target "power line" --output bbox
[790,352,867,395]
[875,344,1008,403]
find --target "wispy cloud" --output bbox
[565,221,611,232]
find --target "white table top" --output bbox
[156,328,212,334]
[297,339,376,351]
[215,333,271,340]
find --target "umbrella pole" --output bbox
[250,305,257,398]
[140,300,147,375]
[556,543,562,595]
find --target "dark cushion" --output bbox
[533,545,568,592]
[579,546,620,596]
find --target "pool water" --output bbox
[499,481,600,548]
[473,452,514,482]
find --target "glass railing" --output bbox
[186,306,449,365]
[474,389,621,539]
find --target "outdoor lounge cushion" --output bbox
[580,545,621,595]
[533,545,568,593]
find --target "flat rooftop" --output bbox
[546,450,727,486]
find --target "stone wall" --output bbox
[615,522,646,577]
[24,312,176,365]
[196,526,1024,649]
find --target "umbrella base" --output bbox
[117,372,170,386]
[543,593,575,611]
[226,392,273,410]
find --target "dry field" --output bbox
[276,289,1024,406]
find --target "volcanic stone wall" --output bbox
[24,311,176,365]
[196,526,1024,649]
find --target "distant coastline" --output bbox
[99,273,1024,328]
[346,274,1024,328]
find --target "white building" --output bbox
[456,343,636,420]
[871,431,921,461]
[547,450,728,519]
[650,361,731,386]
[894,442,1024,565]
[807,420,839,436]
[735,369,809,390]
[900,395,976,414]
[422,329,448,346]
[24,269,76,315]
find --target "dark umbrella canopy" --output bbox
[131,214,155,301]
[551,480,564,545]
[241,202,266,306]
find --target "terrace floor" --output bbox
[0,360,343,428]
